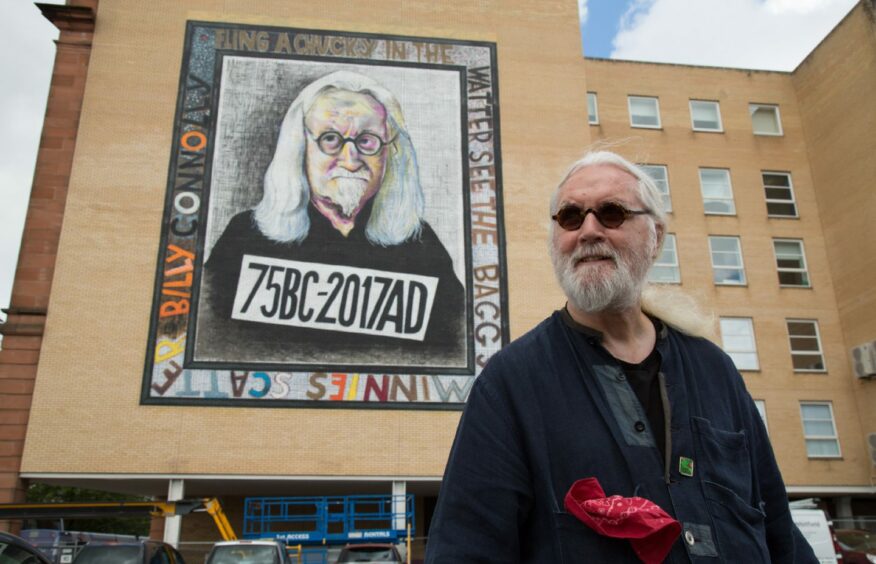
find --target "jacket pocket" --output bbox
[553,511,641,564]
[703,480,770,562]
[690,417,770,562]
[690,416,752,503]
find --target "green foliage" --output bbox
[25,484,151,537]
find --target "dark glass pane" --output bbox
[763,173,790,187]
[765,187,792,199]
[791,336,819,351]
[767,202,797,216]
[788,321,817,336]
[793,354,825,370]
[779,271,809,286]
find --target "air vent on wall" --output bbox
[851,341,876,379]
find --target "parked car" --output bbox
[71,540,185,564]
[834,529,876,564]
[0,531,52,564]
[791,508,840,564]
[335,543,402,563]
[21,529,139,563]
[206,539,292,564]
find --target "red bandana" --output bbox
[564,477,681,564]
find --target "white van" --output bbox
[791,508,839,563]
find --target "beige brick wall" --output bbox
[20,0,587,478]
[18,0,874,498]
[792,0,876,477]
[584,55,872,486]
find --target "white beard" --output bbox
[330,178,369,217]
[550,231,657,313]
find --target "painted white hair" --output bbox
[549,150,716,338]
[254,70,424,246]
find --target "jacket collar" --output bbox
[559,305,668,343]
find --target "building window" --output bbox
[648,233,680,284]
[750,104,783,135]
[699,168,736,215]
[640,164,671,212]
[690,100,723,132]
[587,92,599,125]
[787,319,826,372]
[773,239,810,287]
[763,172,797,217]
[719,317,759,370]
[628,96,661,128]
[800,402,840,458]
[753,400,768,433]
[709,236,746,285]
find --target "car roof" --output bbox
[213,540,282,546]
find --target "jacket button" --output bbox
[616,373,626,381]
[634,421,646,432]
[684,529,696,546]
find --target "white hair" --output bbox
[549,150,715,338]
[254,71,424,246]
[549,150,668,227]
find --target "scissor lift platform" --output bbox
[243,494,415,546]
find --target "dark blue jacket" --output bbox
[426,311,816,563]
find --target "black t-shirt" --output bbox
[562,309,666,459]
[194,203,468,368]
[616,344,664,458]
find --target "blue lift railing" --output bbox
[243,495,415,546]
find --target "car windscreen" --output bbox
[337,547,398,563]
[207,545,280,564]
[73,545,140,564]
[0,541,46,564]
[836,530,876,553]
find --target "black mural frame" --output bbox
[141,21,510,410]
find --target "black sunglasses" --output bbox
[551,202,650,230]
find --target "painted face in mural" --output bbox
[304,89,390,236]
[550,164,661,313]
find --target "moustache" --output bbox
[330,169,371,181]
[569,243,619,265]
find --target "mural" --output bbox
[142,22,507,408]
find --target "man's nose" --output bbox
[336,140,364,170]
[576,210,606,242]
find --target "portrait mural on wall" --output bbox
[143,22,507,407]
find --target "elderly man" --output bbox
[202,71,465,365]
[425,151,816,563]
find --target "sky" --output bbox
[0,0,862,319]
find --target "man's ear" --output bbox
[652,221,666,260]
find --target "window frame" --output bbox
[786,318,827,373]
[699,168,736,215]
[648,233,681,284]
[753,399,768,433]
[763,171,798,218]
[639,164,671,212]
[719,317,759,371]
[708,235,746,286]
[750,103,783,136]
[799,401,841,459]
[627,95,662,129]
[773,238,811,288]
[587,92,599,125]
[689,99,723,132]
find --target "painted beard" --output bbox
[319,169,373,218]
[550,231,657,313]
[329,177,370,217]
